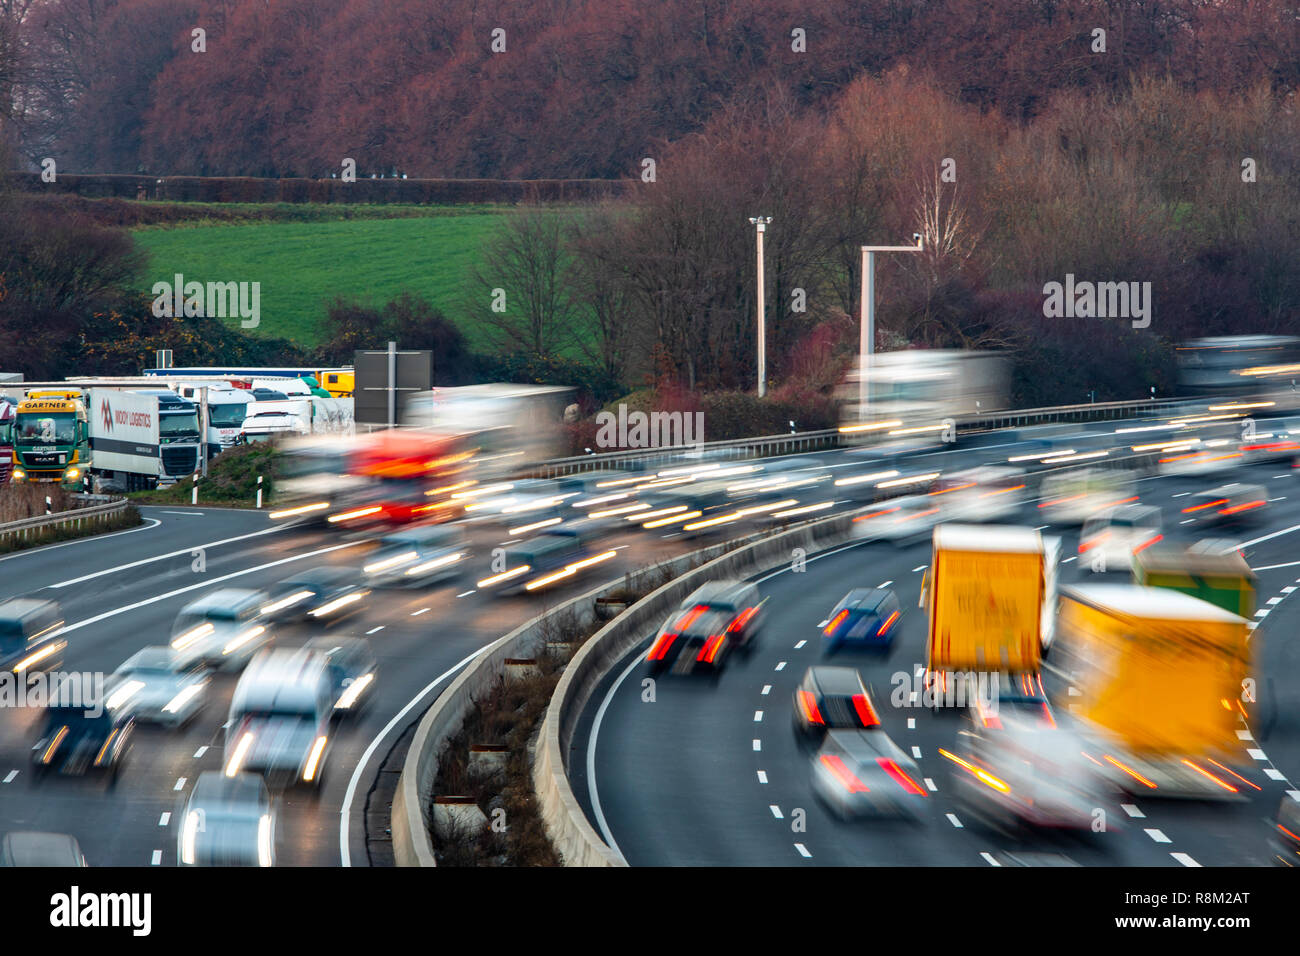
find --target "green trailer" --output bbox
[1133,544,1255,618]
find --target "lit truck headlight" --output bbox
[64,467,80,481]
[11,469,25,481]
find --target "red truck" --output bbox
[0,398,15,483]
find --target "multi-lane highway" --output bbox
[573,461,1300,867]
[0,504,683,866]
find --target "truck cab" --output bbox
[10,391,91,489]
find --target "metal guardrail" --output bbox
[531,397,1189,476]
[0,498,129,544]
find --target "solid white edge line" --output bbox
[0,517,162,566]
[339,645,487,867]
[586,652,645,858]
[39,521,284,584]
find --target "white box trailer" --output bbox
[87,389,201,489]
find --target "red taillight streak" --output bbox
[797,690,824,725]
[876,610,899,636]
[853,507,898,522]
[1206,758,1261,792]
[1040,702,1056,728]
[1219,500,1265,516]
[1182,498,1227,514]
[819,754,869,793]
[1132,533,1163,555]
[824,609,850,636]
[697,634,726,663]
[852,694,880,727]
[646,633,677,662]
[1180,759,1238,793]
[877,758,925,795]
[728,606,758,633]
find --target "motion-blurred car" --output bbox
[1079,504,1162,573]
[0,832,86,866]
[810,729,927,820]
[261,567,370,623]
[792,666,884,745]
[303,636,377,716]
[968,673,1055,731]
[178,771,275,867]
[645,580,765,675]
[32,700,133,784]
[1272,796,1300,866]
[933,467,1026,523]
[364,523,468,588]
[1036,468,1137,525]
[478,524,615,596]
[1179,483,1267,528]
[170,589,273,671]
[946,722,1111,832]
[821,588,901,654]
[1240,418,1300,464]
[0,598,67,676]
[850,495,940,543]
[224,648,333,788]
[106,645,210,728]
[1156,442,1242,477]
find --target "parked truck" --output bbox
[922,524,1046,705]
[0,397,14,483]
[242,397,354,442]
[10,388,201,491]
[402,384,568,473]
[1058,583,1253,798]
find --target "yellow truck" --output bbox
[924,524,1046,704]
[1058,583,1253,798]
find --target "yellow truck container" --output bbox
[926,524,1045,676]
[1058,583,1252,798]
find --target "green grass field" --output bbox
[131,209,512,347]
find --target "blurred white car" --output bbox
[851,495,940,542]
[1079,504,1162,573]
[178,771,274,867]
[107,646,210,728]
[170,589,273,671]
[1036,468,1136,525]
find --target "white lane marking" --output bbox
[911,746,923,758]
[1265,768,1286,781]
[946,813,963,828]
[159,813,170,826]
[1268,597,1283,605]
[775,661,787,671]
[1179,519,1195,525]
[366,626,384,635]
[769,805,783,819]
[753,739,762,751]
[1145,828,1171,843]
[1254,609,1269,618]
[342,646,486,867]
[456,590,476,598]
[61,540,364,635]
[1171,852,1201,867]
[1288,790,1300,802]
[41,523,282,585]
[1062,556,1077,564]
[193,746,208,759]
[0,517,161,566]
[1171,492,1191,498]
[1068,687,1081,696]
[1248,748,1267,760]
[913,565,927,572]
[1283,587,1297,594]
[761,685,772,696]
[794,640,807,649]
[816,620,829,628]
[924,777,937,792]
[981,852,1001,866]
[795,843,812,858]
[1121,804,1145,818]
[1269,497,1287,502]
[173,777,186,791]
[754,711,764,722]
[878,580,893,588]
[2,770,15,784]
[411,607,431,616]
[1236,730,1254,741]
[151,850,162,866]
[757,771,768,784]
[907,718,916,729]
[1274,474,1292,479]
[909,692,919,705]
[1234,522,1300,553]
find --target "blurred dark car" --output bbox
[793,666,884,746]
[263,566,369,623]
[1273,797,1300,866]
[645,580,764,675]
[32,701,134,785]
[822,588,901,654]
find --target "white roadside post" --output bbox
[858,234,924,420]
[256,474,263,509]
[748,217,772,398]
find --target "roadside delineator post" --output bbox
[256,474,263,509]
